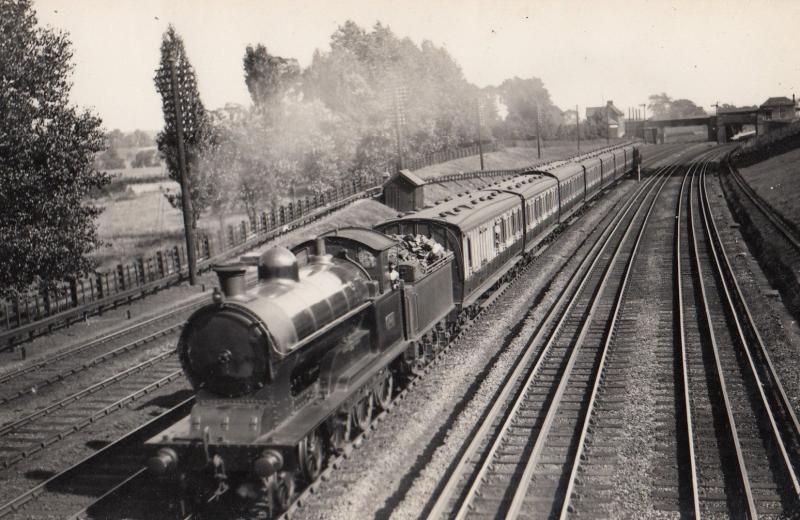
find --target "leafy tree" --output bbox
[154,25,216,228]
[488,77,561,141]
[95,146,127,170]
[648,93,706,119]
[131,149,158,168]
[303,20,481,178]
[243,44,301,112]
[0,0,109,294]
[105,129,125,149]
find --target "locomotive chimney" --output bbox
[310,237,333,264]
[213,264,247,298]
[258,247,300,282]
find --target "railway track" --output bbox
[0,399,194,520]
[0,145,689,519]
[424,155,688,518]
[0,347,183,476]
[724,158,800,252]
[673,160,800,517]
[0,297,205,407]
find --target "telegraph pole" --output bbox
[576,104,580,151]
[476,97,485,170]
[535,103,542,159]
[392,78,406,172]
[168,52,197,285]
[639,103,647,141]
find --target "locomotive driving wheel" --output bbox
[273,472,295,512]
[353,394,373,432]
[328,410,351,453]
[299,429,324,482]
[374,374,393,411]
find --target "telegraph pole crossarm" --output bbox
[168,51,198,286]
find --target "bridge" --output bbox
[625,109,759,144]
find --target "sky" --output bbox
[33,0,800,132]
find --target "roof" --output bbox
[761,96,794,108]
[322,227,398,251]
[586,103,624,118]
[540,162,584,182]
[718,107,759,114]
[388,172,557,232]
[387,169,426,187]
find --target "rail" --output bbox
[724,158,800,251]
[427,156,674,519]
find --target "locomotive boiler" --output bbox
[146,227,455,509]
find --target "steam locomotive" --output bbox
[146,144,640,513]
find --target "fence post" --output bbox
[288,202,294,222]
[279,206,286,226]
[239,221,247,244]
[173,245,182,274]
[69,278,79,308]
[157,251,166,278]
[13,295,21,328]
[117,264,128,291]
[227,224,235,249]
[95,271,105,299]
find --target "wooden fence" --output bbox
[402,142,499,172]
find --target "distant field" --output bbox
[92,190,247,268]
[104,165,166,181]
[737,146,800,228]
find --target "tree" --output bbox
[95,146,127,170]
[489,77,561,141]
[154,25,215,228]
[243,44,301,111]
[648,93,706,119]
[131,149,158,168]
[0,0,109,295]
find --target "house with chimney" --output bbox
[586,100,625,138]
[759,96,796,122]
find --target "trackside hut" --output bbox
[383,169,426,212]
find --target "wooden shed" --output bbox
[383,169,426,212]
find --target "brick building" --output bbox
[586,101,625,138]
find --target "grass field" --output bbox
[738,146,800,228]
[92,190,248,268]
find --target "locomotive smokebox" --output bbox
[258,247,299,282]
[213,264,247,298]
